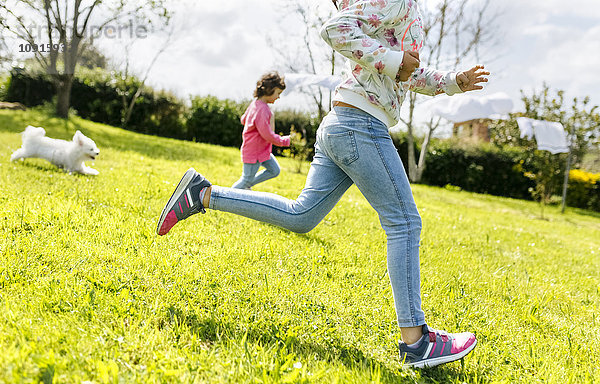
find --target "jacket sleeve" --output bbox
[319,1,408,81]
[407,67,463,96]
[255,107,290,147]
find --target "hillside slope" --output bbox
[1,109,599,383]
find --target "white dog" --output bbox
[11,126,100,175]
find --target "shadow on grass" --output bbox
[569,207,600,219]
[10,157,103,174]
[160,306,488,383]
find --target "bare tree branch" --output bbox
[2,0,170,118]
[80,0,101,35]
[268,0,342,120]
[122,25,175,127]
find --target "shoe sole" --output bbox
[405,339,477,369]
[156,168,197,235]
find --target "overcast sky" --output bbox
[6,0,600,128]
[107,0,599,112]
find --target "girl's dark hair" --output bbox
[254,71,286,98]
[332,0,338,9]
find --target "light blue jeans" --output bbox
[210,107,425,327]
[232,154,281,189]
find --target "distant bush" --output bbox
[421,140,536,200]
[389,134,537,200]
[186,96,248,147]
[5,68,186,138]
[186,97,319,160]
[380,135,600,210]
[72,68,187,138]
[72,69,122,127]
[5,70,55,106]
[567,169,600,211]
[272,110,319,159]
[0,73,10,101]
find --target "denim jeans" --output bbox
[210,107,425,327]
[232,154,281,189]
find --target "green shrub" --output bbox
[421,141,536,199]
[186,96,248,147]
[72,68,186,138]
[390,137,600,210]
[0,73,10,101]
[186,98,318,160]
[388,133,534,199]
[567,169,600,211]
[5,69,321,161]
[517,150,567,212]
[72,69,122,126]
[5,69,55,106]
[272,110,319,159]
[5,68,186,138]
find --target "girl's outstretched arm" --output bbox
[255,108,290,147]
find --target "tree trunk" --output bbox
[413,117,440,183]
[413,129,431,183]
[406,93,418,182]
[55,75,74,118]
[406,128,416,180]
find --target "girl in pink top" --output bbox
[232,72,291,190]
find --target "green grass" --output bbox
[1,108,599,383]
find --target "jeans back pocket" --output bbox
[326,131,359,166]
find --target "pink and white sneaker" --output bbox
[398,324,477,368]
[156,168,211,236]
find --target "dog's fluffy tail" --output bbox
[22,125,46,140]
[11,126,44,161]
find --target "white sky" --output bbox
[5,0,600,131]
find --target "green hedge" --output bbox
[5,69,318,156]
[5,68,186,137]
[421,140,536,200]
[186,96,247,147]
[390,131,420,176]
[5,70,55,106]
[0,73,11,101]
[186,96,320,156]
[272,110,320,159]
[390,133,539,201]
[393,138,598,211]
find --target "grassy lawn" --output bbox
[1,108,599,383]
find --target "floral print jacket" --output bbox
[320,0,463,127]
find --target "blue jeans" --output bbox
[210,107,425,327]
[232,154,281,189]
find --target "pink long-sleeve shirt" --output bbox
[240,99,290,163]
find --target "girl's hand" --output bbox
[457,65,490,92]
[396,51,420,82]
